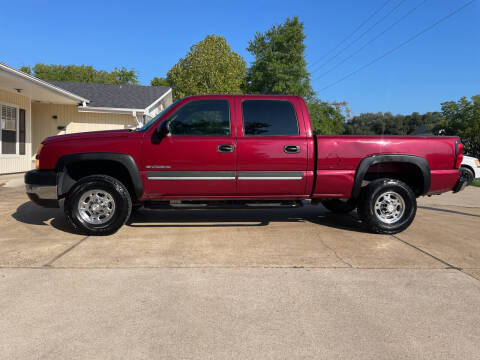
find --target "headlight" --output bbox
[475,159,480,167]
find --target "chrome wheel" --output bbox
[78,189,116,225]
[374,191,405,224]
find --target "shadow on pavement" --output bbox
[128,207,366,233]
[12,201,367,234]
[419,206,480,218]
[11,201,73,233]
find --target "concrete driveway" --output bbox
[1,174,479,359]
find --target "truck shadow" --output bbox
[12,201,367,234]
[11,201,480,235]
[127,207,366,233]
[11,201,72,233]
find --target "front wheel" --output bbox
[460,166,475,185]
[64,175,132,235]
[357,178,417,234]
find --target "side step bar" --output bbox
[143,200,304,210]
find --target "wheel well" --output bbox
[460,164,474,174]
[362,162,425,196]
[64,160,136,200]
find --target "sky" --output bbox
[2,0,479,116]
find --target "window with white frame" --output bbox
[1,103,25,155]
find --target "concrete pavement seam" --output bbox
[391,234,458,269]
[42,236,89,267]
[317,238,353,268]
[391,234,480,283]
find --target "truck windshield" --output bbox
[135,100,180,132]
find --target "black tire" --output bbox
[132,204,142,212]
[64,175,132,235]
[460,166,475,185]
[128,204,143,222]
[321,199,356,213]
[357,178,417,234]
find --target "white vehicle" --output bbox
[461,155,480,184]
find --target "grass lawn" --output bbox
[472,179,480,187]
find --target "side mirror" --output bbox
[156,120,170,138]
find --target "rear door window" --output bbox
[242,100,299,136]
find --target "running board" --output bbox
[143,200,303,210]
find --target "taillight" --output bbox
[455,141,464,169]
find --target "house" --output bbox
[0,62,172,174]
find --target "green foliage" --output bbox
[150,77,170,87]
[344,112,443,136]
[167,35,247,99]
[20,63,138,84]
[20,66,32,75]
[307,98,347,135]
[245,16,313,98]
[245,16,347,135]
[440,95,480,158]
[472,179,480,187]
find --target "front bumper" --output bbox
[453,175,468,193]
[25,170,59,208]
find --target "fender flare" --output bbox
[55,152,143,199]
[351,154,431,199]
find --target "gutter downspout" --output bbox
[132,111,143,127]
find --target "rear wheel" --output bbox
[460,166,475,185]
[357,178,417,234]
[321,199,356,213]
[64,175,132,235]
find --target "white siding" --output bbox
[31,103,137,156]
[0,90,32,174]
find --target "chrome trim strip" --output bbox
[238,177,303,180]
[146,171,235,181]
[148,177,235,180]
[146,171,303,181]
[238,172,304,180]
[146,165,171,169]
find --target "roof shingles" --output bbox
[48,81,170,109]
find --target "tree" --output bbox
[344,111,443,136]
[244,16,348,134]
[167,35,246,99]
[110,67,138,85]
[307,99,347,135]
[245,16,313,98]
[150,77,170,87]
[19,63,138,84]
[441,95,480,158]
[20,66,32,75]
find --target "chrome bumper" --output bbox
[25,170,59,208]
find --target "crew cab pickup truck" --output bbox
[25,95,467,235]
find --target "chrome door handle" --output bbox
[284,145,300,153]
[217,144,234,153]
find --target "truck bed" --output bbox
[312,135,459,198]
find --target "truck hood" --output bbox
[42,129,134,144]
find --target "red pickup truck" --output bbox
[25,95,467,235]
